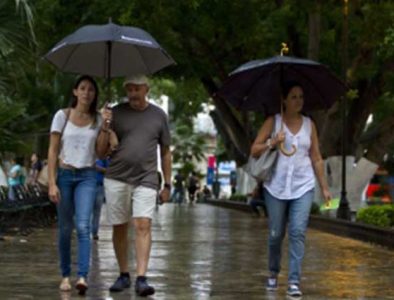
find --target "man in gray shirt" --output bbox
[97,75,171,297]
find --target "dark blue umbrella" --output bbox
[45,21,175,79]
[218,55,347,114]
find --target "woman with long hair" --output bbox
[251,81,331,298]
[47,75,102,295]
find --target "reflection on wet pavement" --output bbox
[0,203,393,299]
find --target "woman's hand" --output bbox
[322,188,332,204]
[48,184,61,204]
[271,131,285,147]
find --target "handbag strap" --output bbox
[271,114,277,137]
[60,108,71,137]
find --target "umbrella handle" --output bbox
[279,142,297,156]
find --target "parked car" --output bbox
[365,170,392,205]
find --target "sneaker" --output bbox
[135,276,155,297]
[266,276,278,291]
[287,284,302,297]
[59,277,71,292]
[109,276,131,292]
[75,277,88,295]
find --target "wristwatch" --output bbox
[164,183,171,190]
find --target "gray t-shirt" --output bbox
[106,103,171,190]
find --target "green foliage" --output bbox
[378,26,394,60]
[0,0,35,94]
[0,96,26,149]
[150,77,207,126]
[372,92,394,124]
[1,0,394,162]
[356,205,394,228]
[310,202,321,215]
[229,193,247,202]
[171,122,208,173]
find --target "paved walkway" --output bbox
[0,203,393,300]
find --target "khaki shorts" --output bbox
[104,178,157,225]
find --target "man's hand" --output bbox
[159,188,170,204]
[101,104,113,129]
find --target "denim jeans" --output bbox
[264,189,314,284]
[92,184,104,237]
[172,188,184,204]
[8,184,21,201]
[56,167,96,278]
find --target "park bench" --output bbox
[0,184,55,236]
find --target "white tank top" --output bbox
[264,114,315,200]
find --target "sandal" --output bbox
[59,277,71,292]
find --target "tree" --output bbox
[5,0,394,175]
[171,122,208,175]
[0,0,39,153]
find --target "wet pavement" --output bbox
[0,203,393,300]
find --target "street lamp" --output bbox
[337,0,351,220]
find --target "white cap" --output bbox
[123,75,149,87]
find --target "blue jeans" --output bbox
[172,188,184,203]
[264,189,314,284]
[8,184,21,201]
[92,184,104,237]
[56,167,96,278]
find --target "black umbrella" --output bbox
[217,55,347,115]
[218,54,347,156]
[44,21,175,99]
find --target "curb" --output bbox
[205,199,394,250]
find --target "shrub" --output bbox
[310,202,321,215]
[356,205,394,228]
[229,193,247,202]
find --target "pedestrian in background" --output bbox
[92,158,109,240]
[7,157,23,201]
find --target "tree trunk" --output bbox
[210,110,246,165]
[307,1,321,61]
[364,117,394,164]
[201,77,250,165]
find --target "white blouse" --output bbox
[50,110,102,169]
[264,114,315,200]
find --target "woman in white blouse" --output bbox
[251,81,331,298]
[47,75,102,294]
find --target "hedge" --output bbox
[229,194,248,202]
[356,205,394,228]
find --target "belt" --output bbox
[59,162,94,171]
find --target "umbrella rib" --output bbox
[60,44,82,73]
[242,64,280,111]
[287,64,331,109]
[135,45,152,74]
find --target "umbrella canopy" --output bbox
[218,55,347,114]
[44,22,175,79]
